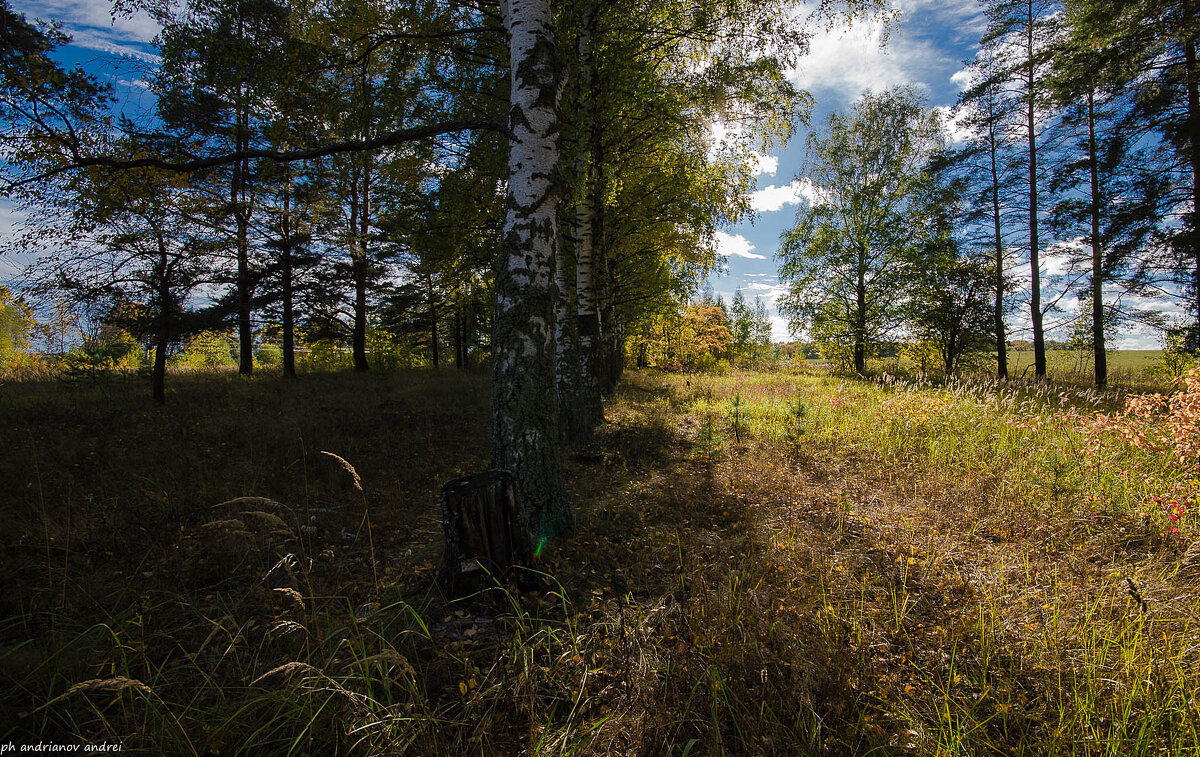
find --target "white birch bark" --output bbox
[492,0,572,541]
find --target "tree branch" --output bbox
[6,118,508,190]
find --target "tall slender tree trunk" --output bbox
[854,252,866,374]
[1185,28,1200,337]
[989,119,1008,380]
[454,306,465,369]
[1086,89,1107,388]
[554,220,579,442]
[492,0,571,543]
[575,2,604,431]
[599,251,622,392]
[1026,5,1046,378]
[427,271,440,367]
[234,114,253,375]
[281,170,296,380]
[153,234,171,404]
[353,162,371,372]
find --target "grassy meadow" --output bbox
[862,350,1170,391]
[1,364,1199,754]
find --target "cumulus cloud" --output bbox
[714,231,766,260]
[786,0,984,104]
[787,18,916,100]
[750,152,779,176]
[750,179,824,212]
[770,315,792,342]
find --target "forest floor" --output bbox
[1,367,1198,755]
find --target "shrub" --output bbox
[175,332,236,370]
[296,338,351,372]
[255,343,283,366]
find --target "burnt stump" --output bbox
[438,469,535,595]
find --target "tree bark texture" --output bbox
[575,2,605,432]
[1185,30,1200,335]
[234,114,254,376]
[153,234,171,404]
[989,117,1008,380]
[555,216,582,443]
[1025,2,1046,378]
[492,0,572,543]
[1087,90,1107,388]
[438,470,533,594]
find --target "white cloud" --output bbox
[11,0,161,65]
[750,152,779,176]
[770,315,792,342]
[707,120,748,162]
[788,18,916,100]
[934,105,973,145]
[950,68,972,90]
[787,0,984,105]
[742,281,789,306]
[64,29,162,62]
[12,0,160,43]
[714,231,766,260]
[750,178,824,212]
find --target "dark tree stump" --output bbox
[438,470,534,595]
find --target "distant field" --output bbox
[860,349,1172,390]
[1005,348,1163,376]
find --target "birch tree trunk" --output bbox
[574,2,604,432]
[493,0,572,543]
[554,219,579,441]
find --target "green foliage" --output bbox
[365,324,422,372]
[728,290,772,366]
[254,343,282,366]
[779,87,944,374]
[296,338,351,372]
[1154,324,1198,379]
[175,331,235,370]
[63,327,146,372]
[0,286,36,360]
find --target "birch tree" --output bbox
[779,87,942,374]
[492,0,571,542]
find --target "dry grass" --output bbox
[1,366,1197,754]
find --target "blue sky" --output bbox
[2,0,161,285]
[2,0,1174,347]
[713,0,988,341]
